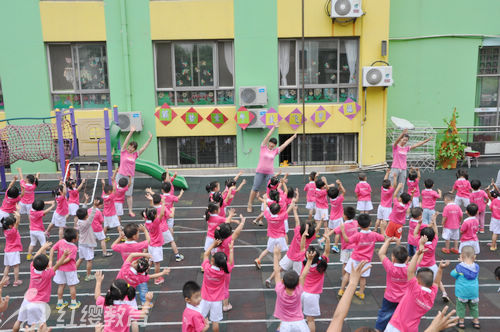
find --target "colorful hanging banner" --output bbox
[154,103,177,126]
[235,106,254,130]
[338,98,361,120]
[260,107,282,129]
[285,108,305,131]
[206,108,228,128]
[181,107,203,129]
[310,105,330,127]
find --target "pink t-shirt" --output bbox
[112,241,149,261]
[29,210,46,232]
[20,179,36,204]
[392,144,411,170]
[201,259,233,301]
[114,183,129,204]
[453,178,471,198]
[118,150,138,177]
[491,197,500,219]
[355,181,372,201]
[470,190,488,212]
[89,208,104,232]
[408,219,427,246]
[68,189,79,204]
[116,261,150,288]
[55,195,68,216]
[206,214,226,239]
[52,239,77,272]
[380,187,395,208]
[274,282,304,322]
[329,195,344,220]
[388,277,438,332]
[222,190,236,207]
[1,193,21,213]
[419,236,438,268]
[461,217,479,242]
[162,193,179,210]
[314,189,328,209]
[406,179,420,197]
[442,203,462,230]
[303,256,329,294]
[349,230,385,262]
[421,189,440,210]
[4,227,22,252]
[27,263,55,303]
[256,145,279,175]
[145,217,164,247]
[102,192,116,217]
[287,225,315,262]
[382,257,409,303]
[96,296,143,332]
[156,205,172,233]
[264,210,287,238]
[389,197,411,225]
[334,219,358,250]
[304,182,316,202]
[182,304,206,332]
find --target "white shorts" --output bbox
[162,230,174,244]
[261,202,266,212]
[4,251,20,266]
[200,299,223,322]
[340,249,353,264]
[19,202,32,215]
[94,231,105,241]
[490,217,500,234]
[204,237,214,251]
[51,212,67,227]
[377,206,392,221]
[279,255,303,275]
[305,201,316,210]
[104,215,120,228]
[385,323,401,332]
[411,197,420,208]
[0,210,9,220]
[280,320,310,332]
[54,270,79,286]
[148,245,163,263]
[442,228,460,241]
[30,230,46,247]
[418,264,438,281]
[266,237,288,253]
[357,201,373,211]
[68,203,79,216]
[314,208,329,221]
[120,298,138,310]
[302,292,321,317]
[284,219,289,234]
[328,217,343,230]
[455,196,470,209]
[345,258,371,277]
[18,299,51,325]
[115,203,124,216]
[167,218,175,229]
[459,241,480,254]
[79,244,94,261]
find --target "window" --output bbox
[47,43,110,109]
[279,38,359,104]
[154,41,234,106]
[279,133,357,165]
[158,136,236,167]
[0,80,4,110]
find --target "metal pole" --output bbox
[55,109,66,180]
[113,105,121,150]
[104,108,113,185]
[69,106,79,158]
[0,167,6,191]
[301,0,306,176]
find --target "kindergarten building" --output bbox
[0,0,391,173]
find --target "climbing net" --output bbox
[0,118,74,166]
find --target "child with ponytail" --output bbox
[204,203,236,251]
[2,211,22,287]
[17,168,39,216]
[206,181,220,202]
[45,181,68,240]
[142,203,167,285]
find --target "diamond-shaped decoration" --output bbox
[310,105,330,127]
[260,107,282,129]
[235,106,255,130]
[154,103,177,126]
[285,108,306,131]
[207,108,228,129]
[338,98,361,120]
[181,107,203,129]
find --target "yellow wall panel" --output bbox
[40,1,106,42]
[150,0,234,40]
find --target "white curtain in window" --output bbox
[344,40,357,83]
[279,41,290,86]
[223,42,234,76]
[178,43,194,54]
[308,41,319,84]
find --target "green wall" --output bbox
[234,0,279,169]
[388,0,500,127]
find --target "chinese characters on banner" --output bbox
[338,98,361,120]
[285,108,305,130]
[235,106,255,130]
[181,107,203,129]
[310,105,331,127]
[154,103,177,126]
[206,108,228,128]
[260,107,282,129]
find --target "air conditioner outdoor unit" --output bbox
[239,86,268,106]
[362,66,393,87]
[117,112,143,131]
[331,0,363,18]
[245,109,268,129]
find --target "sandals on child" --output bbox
[254,259,262,270]
[472,322,480,329]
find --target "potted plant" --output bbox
[437,108,465,169]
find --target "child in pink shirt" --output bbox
[112,169,130,219]
[339,213,385,299]
[376,169,396,234]
[162,182,184,233]
[182,281,210,332]
[222,172,246,215]
[26,199,55,261]
[327,180,345,253]
[333,207,358,279]
[451,169,472,210]
[407,207,424,257]
[101,179,120,240]
[17,168,39,215]
[201,240,235,332]
[46,182,68,240]
[67,178,86,221]
[2,212,22,287]
[355,173,372,213]
[488,188,500,251]
[406,167,421,207]
[304,171,318,220]
[441,193,463,254]
[204,203,236,252]
[88,197,112,257]
[386,183,412,245]
[142,205,167,285]
[460,203,480,254]
[469,179,489,233]
[421,178,442,224]
[314,176,335,233]
[272,243,313,332]
[0,176,24,220]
